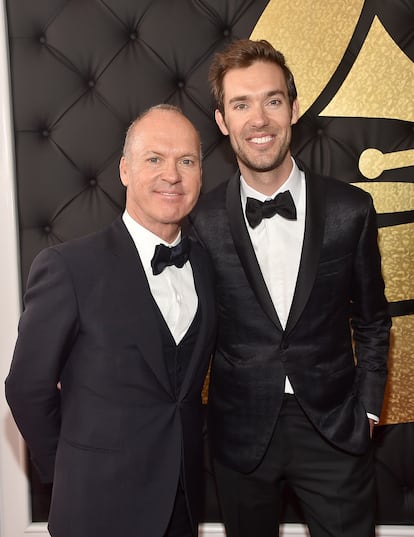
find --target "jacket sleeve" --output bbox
[5,247,79,482]
[350,194,391,418]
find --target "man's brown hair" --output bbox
[208,39,297,114]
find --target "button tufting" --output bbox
[41,129,49,138]
[129,32,137,41]
[44,225,51,233]
[223,28,231,37]
[39,35,47,44]
[177,80,185,89]
[89,178,97,186]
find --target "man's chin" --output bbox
[240,158,285,174]
[236,146,291,174]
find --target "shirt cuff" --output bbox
[366,412,379,424]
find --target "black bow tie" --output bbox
[151,236,191,275]
[245,190,297,229]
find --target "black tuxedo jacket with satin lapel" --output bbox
[5,216,216,537]
[189,165,391,474]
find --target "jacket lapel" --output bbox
[179,243,215,398]
[108,218,172,396]
[225,168,326,335]
[285,172,325,334]
[226,173,282,330]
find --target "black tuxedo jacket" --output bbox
[190,166,391,473]
[5,217,216,537]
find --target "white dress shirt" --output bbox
[122,211,198,344]
[240,158,306,393]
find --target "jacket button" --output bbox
[281,341,289,350]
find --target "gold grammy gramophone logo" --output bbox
[251,0,414,424]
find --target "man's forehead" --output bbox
[134,110,196,137]
[222,64,287,100]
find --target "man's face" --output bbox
[216,61,299,183]
[119,109,202,241]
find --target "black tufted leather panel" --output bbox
[5,0,414,526]
[7,0,271,285]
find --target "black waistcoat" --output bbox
[156,305,201,397]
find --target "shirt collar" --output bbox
[122,210,181,270]
[240,157,302,208]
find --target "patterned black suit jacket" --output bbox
[190,164,390,473]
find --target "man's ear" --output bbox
[291,99,300,126]
[215,109,229,136]
[119,156,128,187]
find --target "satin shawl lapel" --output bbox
[179,245,214,397]
[226,173,282,330]
[108,218,172,396]
[285,173,325,334]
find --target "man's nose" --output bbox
[250,104,269,127]
[162,160,181,183]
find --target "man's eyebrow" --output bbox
[228,89,286,105]
[142,150,200,159]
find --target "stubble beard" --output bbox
[230,133,291,174]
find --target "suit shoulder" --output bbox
[32,218,122,269]
[313,173,373,207]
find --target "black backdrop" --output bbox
[5,0,414,526]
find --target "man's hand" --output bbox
[369,418,375,439]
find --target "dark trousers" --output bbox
[214,395,375,537]
[164,482,195,537]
